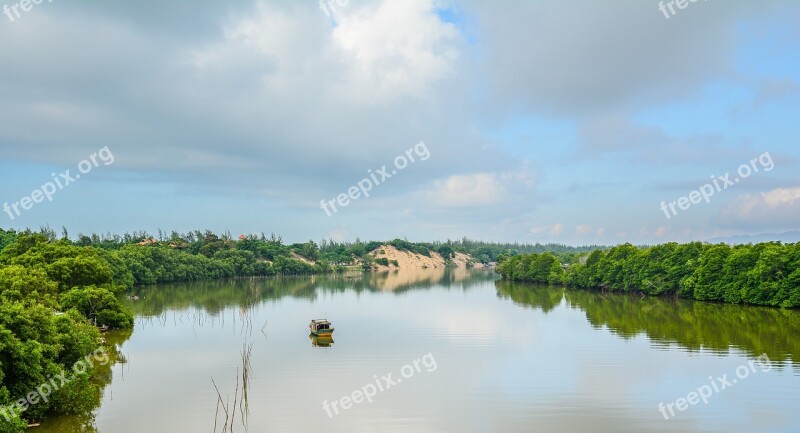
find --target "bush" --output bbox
[60,287,134,329]
[0,410,26,433]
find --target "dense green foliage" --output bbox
[444,238,601,264]
[0,230,132,430]
[497,242,800,308]
[495,252,566,285]
[33,230,331,285]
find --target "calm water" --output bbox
[39,269,800,433]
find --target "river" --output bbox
[37,268,800,433]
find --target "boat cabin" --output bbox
[309,319,334,336]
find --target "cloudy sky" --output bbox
[1,0,798,244]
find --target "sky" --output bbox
[0,0,798,245]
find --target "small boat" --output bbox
[97,325,109,332]
[309,319,334,337]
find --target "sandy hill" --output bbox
[368,245,484,270]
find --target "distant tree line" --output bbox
[319,236,601,266]
[8,228,606,285]
[497,242,800,308]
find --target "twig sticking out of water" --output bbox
[212,342,254,433]
[260,320,268,340]
[212,378,229,433]
[240,343,253,430]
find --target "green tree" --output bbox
[60,287,134,329]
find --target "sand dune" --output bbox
[368,245,484,270]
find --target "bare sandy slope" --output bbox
[368,245,484,270]
[291,252,315,265]
[454,252,482,268]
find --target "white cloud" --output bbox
[654,226,671,237]
[721,187,800,229]
[420,169,536,208]
[330,0,461,102]
[530,223,564,237]
[197,0,462,105]
[762,187,800,207]
[575,224,592,236]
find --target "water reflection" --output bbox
[126,268,496,317]
[35,329,132,433]
[496,280,800,365]
[310,334,335,348]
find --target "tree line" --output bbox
[319,236,599,266]
[496,242,800,309]
[26,227,601,272]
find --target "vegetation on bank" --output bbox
[15,228,602,278]
[496,242,800,308]
[0,231,132,431]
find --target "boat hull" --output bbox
[309,334,334,347]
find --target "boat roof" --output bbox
[311,319,331,323]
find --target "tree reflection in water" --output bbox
[496,280,800,366]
